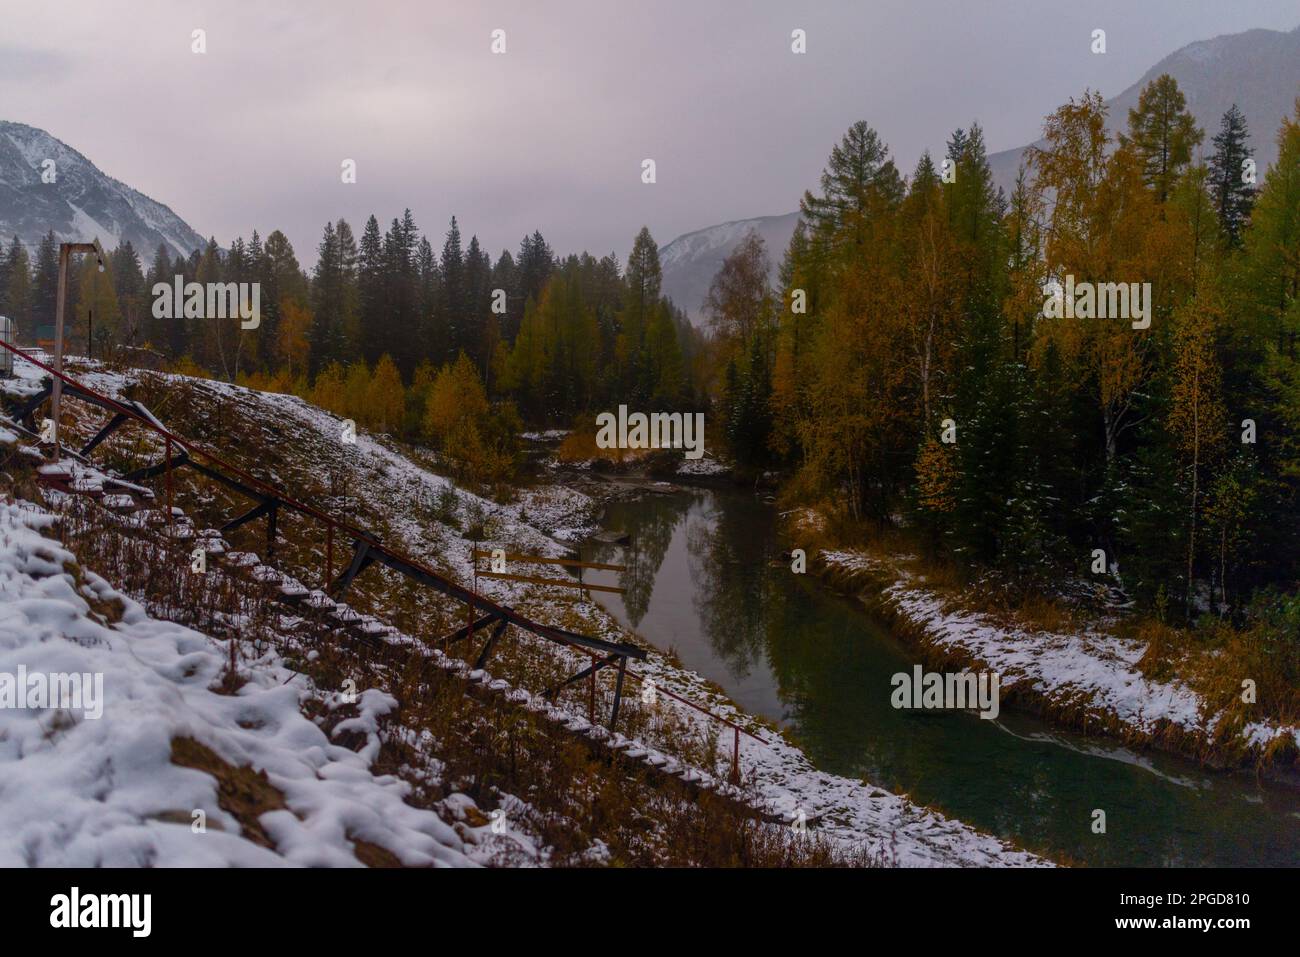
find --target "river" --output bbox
[579,482,1300,866]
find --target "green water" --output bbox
[581,483,1300,866]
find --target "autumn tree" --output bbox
[1167,291,1227,614]
[366,353,405,433]
[1118,74,1203,203]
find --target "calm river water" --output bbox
[579,483,1300,866]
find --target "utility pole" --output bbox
[50,241,104,458]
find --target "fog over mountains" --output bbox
[660,23,1300,325]
[3,23,1296,328]
[0,120,205,261]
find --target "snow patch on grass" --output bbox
[0,498,475,867]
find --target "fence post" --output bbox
[730,727,740,784]
[165,436,173,532]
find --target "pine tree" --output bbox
[310,221,342,375]
[516,231,554,309]
[144,242,174,351]
[382,210,419,374]
[489,250,518,354]
[5,237,31,328]
[1207,104,1255,246]
[415,235,439,368]
[357,215,385,365]
[1240,99,1300,349]
[334,219,360,360]
[0,238,9,317]
[191,237,223,370]
[439,216,466,365]
[620,227,663,400]
[1118,74,1203,203]
[464,235,491,371]
[32,232,59,330]
[799,120,904,255]
[110,241,145,347]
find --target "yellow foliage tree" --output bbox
[277,299,313,377]
[366,354,405,433]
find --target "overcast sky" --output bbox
[4,0,1298,265]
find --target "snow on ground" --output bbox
[820,547,1300,759]
[520,429,570,442]
[3,359,1046,865]
[0,495,493,867]
[674,455,730,477]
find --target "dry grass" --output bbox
[796,500,1300,773]
[2,401,882,867]
[170,736,287,850]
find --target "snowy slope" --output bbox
[0,121,206,259]
[819,547,1300,764]
[0,492,478,867]
[1,356,1047,866]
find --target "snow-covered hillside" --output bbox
[0,495,481,867]
[0,121,205,259]
[0,354,1048,867]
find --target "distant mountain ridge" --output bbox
[661,23,1300,325]
[0,120,206,260]
[658,212,800,329]
[986,24,1300,199]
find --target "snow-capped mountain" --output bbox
[0,121,206,259]
[662,24,1300,325]
[659,212,800,327]
[986,24,1300,197]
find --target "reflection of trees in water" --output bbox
[685,497,778,681]
[589,492,699,625]
[592,493,1283,865]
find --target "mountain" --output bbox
[0,121,206,260]
[659,212,800,327]
[662,24,1300,325]
[987,24,1300,198]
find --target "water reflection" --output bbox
[582,484,1300,866]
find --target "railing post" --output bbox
[165,436,173,532]
[730,727,740,784]
[325,523,333,589]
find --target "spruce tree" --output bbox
[110,241,144,346]
[440,216,466,365]
[1208,104,1255,247]
[310,221,341,375]
[416,235,439,367]
[357,215,385,365]
[464,235,492,372]
[32,232,60,329]
[0,237,9,317]
[516,231,554,308]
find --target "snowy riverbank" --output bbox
[811,540,1300,779]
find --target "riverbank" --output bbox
[1,359,1047,867]
[788,507,1300,783]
